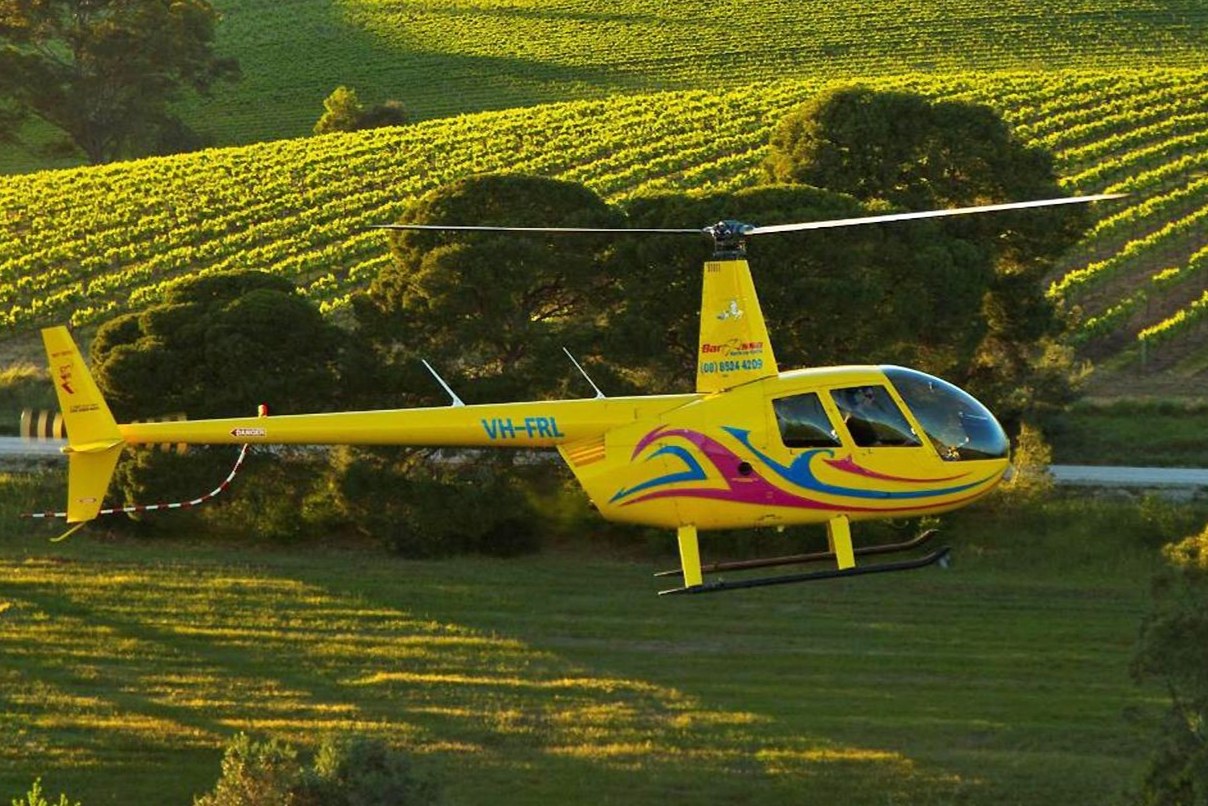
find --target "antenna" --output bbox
[563,347,606,399]
[421,359,465,407]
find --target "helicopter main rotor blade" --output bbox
[748,193,1125,235]
[372,193,1124,251]
[373,224,704,236]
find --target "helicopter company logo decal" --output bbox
[701,340,764,357]
[716,299,744,321]
[610,426,999,512]
[57,364,75,395]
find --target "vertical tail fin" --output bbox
[41,326,124,523]
[695,257,778,393]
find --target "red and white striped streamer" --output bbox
[24,444,251,522]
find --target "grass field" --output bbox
[0,476,1186,804]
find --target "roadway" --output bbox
[1047,464,1208,488]
[0,436,65,459]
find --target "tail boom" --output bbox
[115,396,695,449]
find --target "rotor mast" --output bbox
[704,220,756,258]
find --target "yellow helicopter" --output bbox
[34,193,1118,594]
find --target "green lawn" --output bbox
[0,489,1173,805]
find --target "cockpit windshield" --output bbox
[882,366,1009,461]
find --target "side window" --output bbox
[773,393,841,449]
[830,385,920,448]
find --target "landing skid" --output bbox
[654,529,940,578]
[659,545,952,596]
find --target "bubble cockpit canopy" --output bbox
[881,366,1009,462]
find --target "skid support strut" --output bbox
[676,524,704,588]
[827,515,855,570]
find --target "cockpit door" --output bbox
[825,383,937,474]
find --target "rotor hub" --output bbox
[706,220,755,256]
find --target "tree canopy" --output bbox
[767,87,1058,206]
[87,271,356,532]
[0,0,239,163]
[91,271,346,420]
[766,87,1090,423]
[765,86,1086,281]
[354,173,626,404]
[356,157,1084,430]
[606,184,998,392]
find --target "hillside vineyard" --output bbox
[2,70,1207,367]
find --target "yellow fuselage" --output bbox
[120,365,1008,532]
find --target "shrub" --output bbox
[314,86,407,134]
[109,448,227,532]
[194,733,300,806]
[295,735,439,805]
[1001,420,1053,500]
[10,778,80,806]
[358,100,407,129]
[195,732,438,806]
[200,451,325,543]
[314,86,364,135]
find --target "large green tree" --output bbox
[766,87,1063,209]
[340,174,625,556]
[354,173,626,405]
[89,271,354,535]
[609,184,997,393]
[0,0,239,163]
[765,87,1090,424]
[92,271,346,420]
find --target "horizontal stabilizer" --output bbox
[66,446,123,523]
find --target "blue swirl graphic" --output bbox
[721,427,994,500]
[610,444,707,503]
